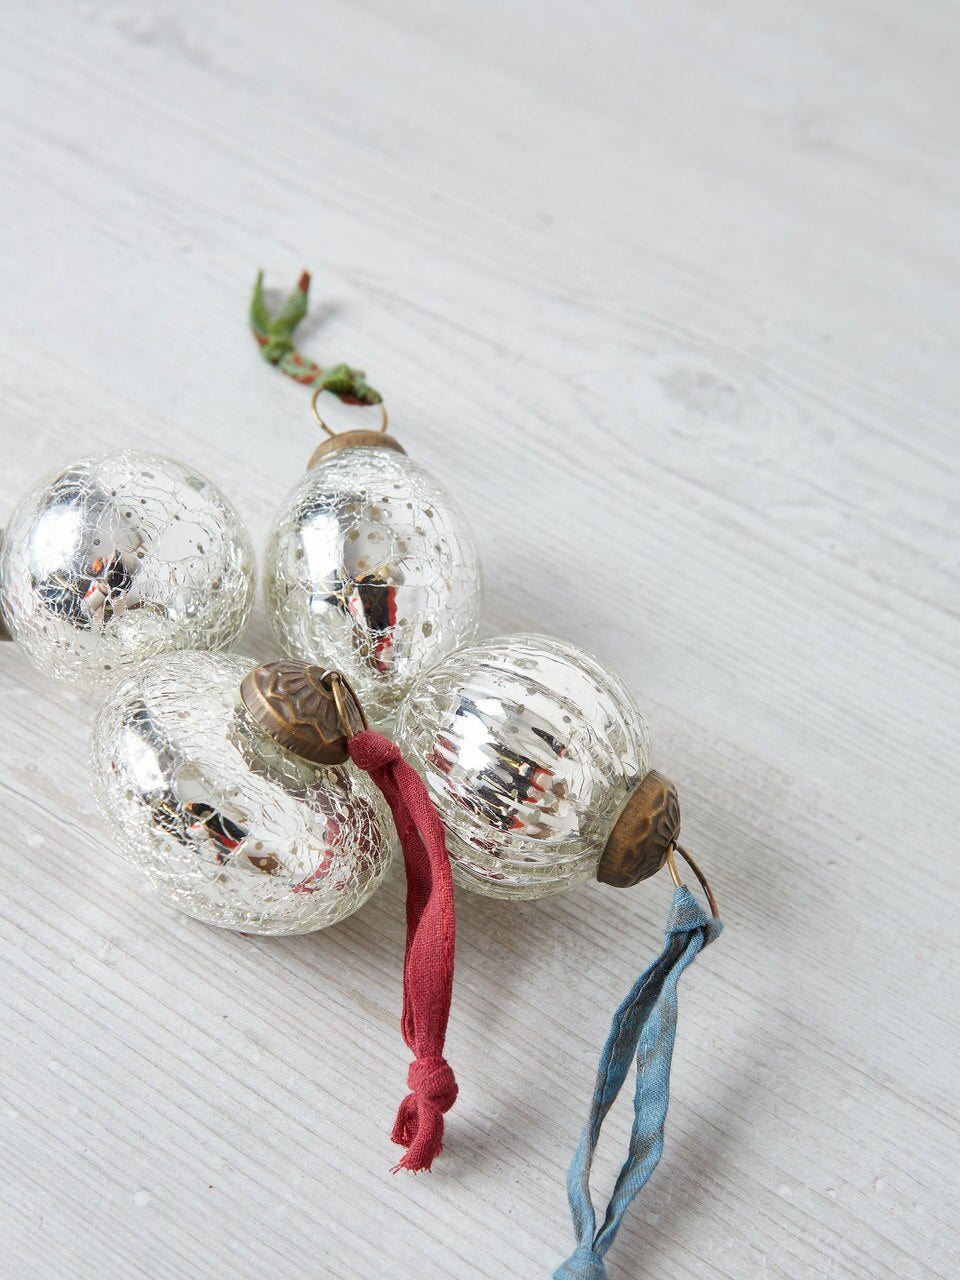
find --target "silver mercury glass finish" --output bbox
[395,634,652,900]
[0,451,255,689]
[263,445,482,727]
[91,650,395,934]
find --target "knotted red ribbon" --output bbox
[347,729,457,1172]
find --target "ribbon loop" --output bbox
[553,1245,607,1280]
[348,729,457,1172]
[554,887,721,1277]
[347,730,402,772]
[250,270,382,404]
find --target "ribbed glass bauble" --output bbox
[91,650,395,934]
[263,443,481,727]
[395,634,651,899]
[0,451,255,688]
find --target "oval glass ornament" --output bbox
[0,451,255,689]
[91,643,461,1169]
[395,633,654,899]
[92,649,394,935]
[263,401,482,728]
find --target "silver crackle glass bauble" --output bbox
[91,650,395,934]
[0,451,255,689]
[395,634,653,900]
[263,424,481,728]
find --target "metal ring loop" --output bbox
[310,387,389,437]
[666,844,720,920]
[326,670,370,738]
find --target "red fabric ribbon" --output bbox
[347,729,458,1172]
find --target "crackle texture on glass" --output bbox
[0,451,255,689]
[263,446,481,727]
[396,634,651,900]
[91,650,395,934]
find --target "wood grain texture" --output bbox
[1,1,958,1277]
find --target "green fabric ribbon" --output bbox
[250,270,381,404]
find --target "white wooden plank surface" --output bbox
[0,1,958,1277]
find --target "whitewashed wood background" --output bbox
[1,1,957,1277]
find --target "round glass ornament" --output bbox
[0,451,255,689]
[395,633,658,900]
[91,649,395,934]
[263,403,482,728]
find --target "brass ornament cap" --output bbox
[307,431,406,470]
[239,658,366,766]
[597,770,681,889]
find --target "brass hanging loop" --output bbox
[327,669,370,739]
[306,390,403,468]
[311,386,389,437]
[666,844,720,920]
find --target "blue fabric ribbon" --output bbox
[554,886,722,1279]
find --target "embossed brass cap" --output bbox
[597,770,681,889]
[239,658,367,766]
[307,430,406,469]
